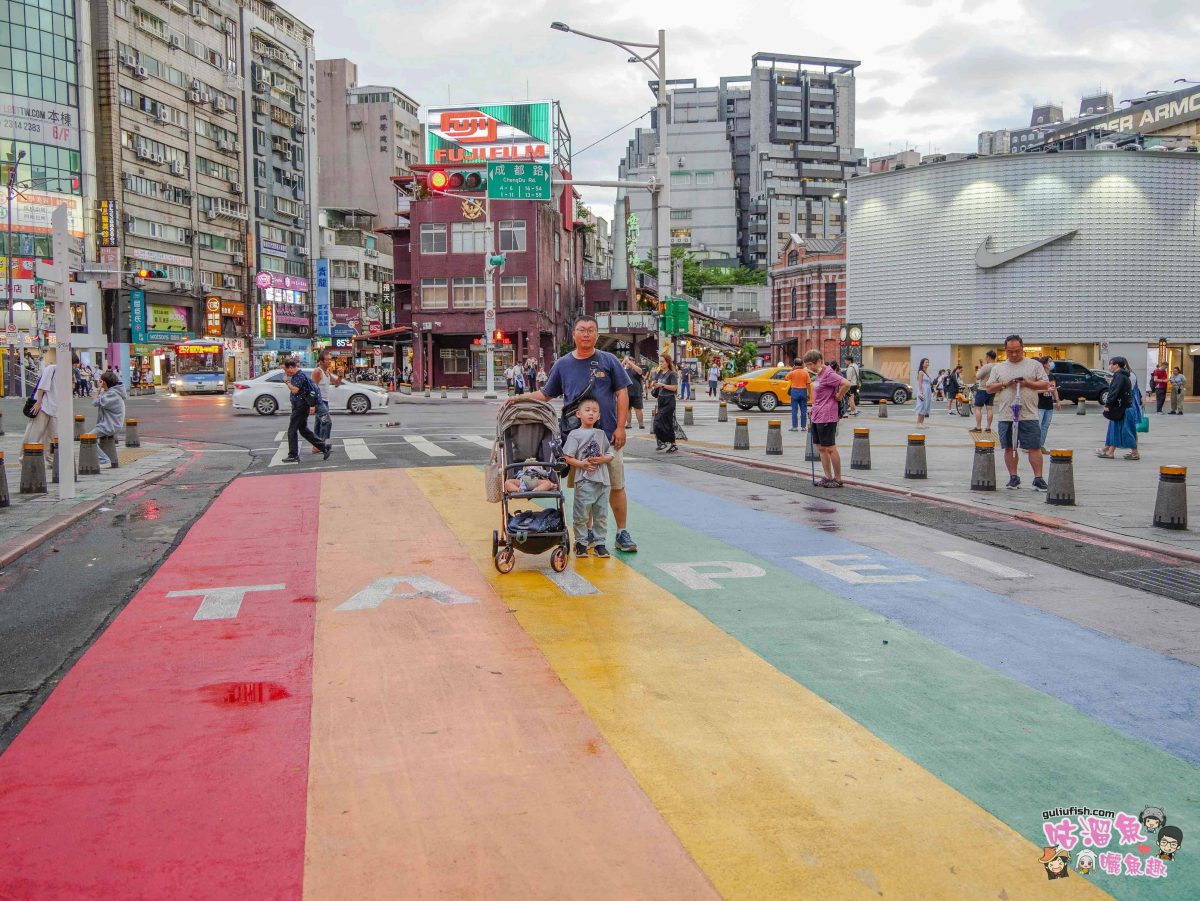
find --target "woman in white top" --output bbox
[23,348,60,458]
[914,358,933,425]
[311,349,342,452]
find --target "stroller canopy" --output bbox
[496,397,560,464]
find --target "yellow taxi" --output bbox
[720,365,793,412]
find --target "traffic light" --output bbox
[136,267,168,279]
[424,168,487,195]
[492,330,511,345]
[428,170,450,192]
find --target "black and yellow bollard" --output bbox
[74,414,85,440]
[733,417,750,450]
[440,386,447,398]
[99,434,119,469]
[1046,449,1075,506]
[78,434,101,476]
[765,420,783,455]
[0,451,9,507]
[1076,396,1086,416]
[850,428,871,470]
[20,444,47,495]
[878,399,889,418]
[970,440,997,491]
[1153,466,1187,530]
[124,418,141,448]
[684,405,694,426]
[717,401,728,423]
[904,433,927,479]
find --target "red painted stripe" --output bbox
[0,474,321,900]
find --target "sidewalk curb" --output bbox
[687,447,1200,566]
[0,460,183,570]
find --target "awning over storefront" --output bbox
[353,326,412,345]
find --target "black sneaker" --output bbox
[281,456,300,464]
[593,545,611,559]
[1032,477,1048,492]
[322,443,333,460]
[1005,475,1021,489]
[574,542,589,557]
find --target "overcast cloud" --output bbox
[286,0,1200,221]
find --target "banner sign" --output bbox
[0,191,84,238]
[255,271,309,292]
[314,257,331,337]
[220,300,246,317]
[97,200,119,247]
[130,289,146,344]
[425,101,553,165]
[261,302,274,339]
[204,296,222,337]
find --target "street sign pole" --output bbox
[483,195,497,399]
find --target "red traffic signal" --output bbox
[429,170,450,191]
[492,330,511,345]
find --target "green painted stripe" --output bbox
[615,498,1199,900]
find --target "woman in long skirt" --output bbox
[914,358,933,425]
[651,354,679,453]
[1100,356,1140,460]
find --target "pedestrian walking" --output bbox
[1169,366,1186,414]
[804,350,850,487]
[562,398,614,559]
[1152,362,1169,414]
[786,358,811,431]
[915,358,933,425]
[518,315,638,553]
[651,353,679,452]
[311,349,341,452]
[944,365,963,415]
[933,369,947,401]
[22,349,61,463]
[1099,356,1140,460]
[1036,356,1060,450]
[986,335,1050,490]
[707,361,720,397]
[280,358,331,463]
[92,370,127,466]
[842,356,861,415]
[503,364,515,395]
[622,355,646,430]
[972,350,998,433]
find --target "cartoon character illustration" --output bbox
[1075,850,1096,874]
[1139,806,1166,834]
[1158,825,1183,861]
[1039,846,1071,879]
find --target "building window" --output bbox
[694,171,715,186]
[790,286,797,319]
[499,276,527,308]
[553,230,561,261]
[788,250,798,266]
[451,222,487,254]
[824,281,837,317]
[805,282,812,317]
[670,209,692,220]
[420,223,446,254]
[777,212,791,224]
[420,278,448,309]
[554,283,561,311]
[441,348,470,374]
[670,172,692,186]
[452,276,486,308]
[498,220,526,252]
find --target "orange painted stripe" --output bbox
[302,469,716,900]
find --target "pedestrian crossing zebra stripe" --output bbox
[404,436,455,457]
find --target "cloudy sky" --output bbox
[288,0,1200,220]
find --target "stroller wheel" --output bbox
[495,547,516,574]
[550,546,568,573]
[492,530,499,557]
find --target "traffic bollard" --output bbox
[1076,397,1086,415]
[99,435,119,469]
[733,417,750,450]
[684,405,694,426]
[0,451,9,507]
[74,414,85,440]
[1046,449,1075,505]
[78,434,100,476]
[124,418,141,447]
[51,439,59,484]
[0,409,5,436]
[904,433,927,479]
[970,440,997,491]
[20,444,47,495]
[440,386,447,398]
[878,399,889,418]
[765,420,783,455]
[461,387,469,399]
[424,386,431,398]
[1153,465,1187,530]
[805,427,819,462]
[718,401,728,422]
[850,427,871,470]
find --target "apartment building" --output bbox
[318,207,393,333]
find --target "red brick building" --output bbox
[768,236,846,365]
[383,167,582,389]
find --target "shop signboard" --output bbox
[255,271,309,292]
[369,320,382,334]
[130,289,147,343]
[261,302,275,339]
[220,300,246,317]
[331,324,356,338]
[314,257,331,337]
[204,296,222,337]
[425,101,554,165]
[97,201,119,246]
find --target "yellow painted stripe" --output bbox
[304,469,716,900]
[411,466,1111,900]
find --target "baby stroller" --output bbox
[492,398,570,574]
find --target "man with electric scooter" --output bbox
[986,334,1050,491]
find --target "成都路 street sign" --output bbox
[487,161,552,201]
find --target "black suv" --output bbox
[1048,360,1111,403]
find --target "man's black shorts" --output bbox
[812,421,838,447]
[628,386,644,410]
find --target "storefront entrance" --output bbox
[471,346,514,389]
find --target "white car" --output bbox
[231,371,390,416]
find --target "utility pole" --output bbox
[483,196,498,399]
[4,150,27,396]
[37,204,75,500]
[653,28,672,365]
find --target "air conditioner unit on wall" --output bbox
[188,90,202,104]
[204,209,217,221]
[135,65,149,80]
[295,247,309,257]
[169,35,182,50]
[170,160,184,175]
[232,252,244,264]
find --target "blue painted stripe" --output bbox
[627,470,1200,766]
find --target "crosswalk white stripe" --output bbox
[937,550,1031,579]
[458,434,495,449]
[342,437,376,460]
[267,440,291,467]
[404,435,454,457]
[273,430,285,441]
[542,568,599,596]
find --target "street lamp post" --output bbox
[551,22,670,357]
[4,150,27,395]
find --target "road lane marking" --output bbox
[335,575,477,610]
[274,430,285,441]
[268,440,291,467]
[937,550,1031,579]
[165,584,287,620]
[656,561,765,590]
[457,434,495,449]
[542,568,599,595]
[796,554,925,584]
[341,437,376,460]
[404,435,454,457]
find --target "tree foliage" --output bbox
[635,247,765,298]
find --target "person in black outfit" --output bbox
[622,355,646,429]
[651,353,679,452]
[281,358,331,463]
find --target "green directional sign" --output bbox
[487,161,552,201]
[662,297,690,335]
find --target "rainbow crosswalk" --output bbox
[0,466,1195,900]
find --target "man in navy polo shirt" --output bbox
[521,316,637,553]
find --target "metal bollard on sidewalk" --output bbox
[1076,397,1086,415]
[74,414,85,440]
[51,439,60,484]
[1045,449,1075,506]
[0,408,5,436]
[0,451,9,507]
[20,444,47,495]
[684,405,694,426]
[424,386,431,397]
[850,427,871,470]
[765,420,783,455]
[78,434,100,476]
[878,399,889,418]
[718,401,728,422]
[1153,465,1187,530]
[733,417,750,450]
[904,433,927,479]
[440,386,447,398]
[461,387,469,399]
[99,435,119,469]
[124,418,141,447]
[970,440,997,491]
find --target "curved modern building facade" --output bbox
[846,151,1200,387]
